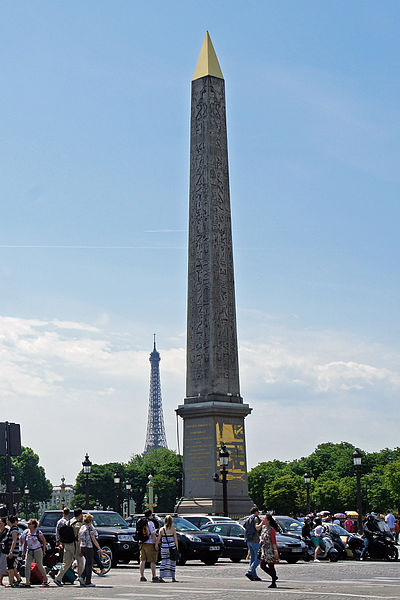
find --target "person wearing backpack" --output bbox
[22,519,49,587]
[54,508,84,587]
[138,509,159,582]
[244,505,262,582]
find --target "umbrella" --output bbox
[345,511,358,517]
[334,513,346,518]
[319,510,331,515]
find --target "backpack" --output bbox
[30,563,44,585]
[62,567,77,584]
[244,515,257,539]
[59,522,76,544]
[135,517,150,542]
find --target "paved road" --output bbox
[3,559,400,599]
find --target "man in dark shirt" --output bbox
[244,506,262,581]
[360,514,379,560]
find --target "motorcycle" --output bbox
[347,522,398,561]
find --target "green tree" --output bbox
[265,473,304,515]
[0,447,52,516]
[73,462,125,510]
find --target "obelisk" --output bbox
[176,32,252,516]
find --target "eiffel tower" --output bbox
[144,335,168,453]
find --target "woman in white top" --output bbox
[78,514,102,587]
[23,519,48,587]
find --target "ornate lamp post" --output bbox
[82,453,92,510]
[304,473,311,514]
[24,485,29,519]
[218,443,230,517]
[353,448,363,533]
[144,474,158,511]
[113,473,120,513]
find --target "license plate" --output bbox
[209,546,220,551]
[292,548,302,552]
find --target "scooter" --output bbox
[309,533,339,562]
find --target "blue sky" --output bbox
[1,1,399,483]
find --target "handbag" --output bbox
[163,529,178,562]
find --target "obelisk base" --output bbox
[176,401,253,518]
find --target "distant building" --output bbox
[38,477,74,512]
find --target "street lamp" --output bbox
[114,473,120,513]
[82,453,92,510]
[353,448,363,533]
[125,482,132,517]
[218,443,230,517]
[24,485,30,519]
[304,473,311,514]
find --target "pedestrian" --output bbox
[54,507,85,586]
[344,516,355,533]
[243,505,262,581]
[385,510,396,534]
[78,513,102,587]
[302,517,312,539]
[22,519,49,587]
[394,519,399,544]
[139,509,159,582]
[3,516,22,587]
[155,515,179,583]
[311,517,325,562]
[0,518,8,586]
[259,513,279,589]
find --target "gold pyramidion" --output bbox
[193,31,224,81]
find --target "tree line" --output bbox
[248,442,400,515]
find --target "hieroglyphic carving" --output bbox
[186,75,241,400]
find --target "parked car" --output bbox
[38,510,139,566]
[180,514,233,529]
[274,516,304,538]
[200,521,248,562]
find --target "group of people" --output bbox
[0,507,104,588]
[244,506,279,588]
[0,515,50,587]
[138,508,179,583]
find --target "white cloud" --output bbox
[1,313,399,484]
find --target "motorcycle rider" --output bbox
[360,513,380,561]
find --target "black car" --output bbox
[134,515,223,566]
[171,516,223,565]
[200,522,248,562]
[38,510,139,566]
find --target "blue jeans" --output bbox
[247,541,260,575]
[360,537,369,559]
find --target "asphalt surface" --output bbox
[2,559,400,599]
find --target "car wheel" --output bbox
[202,558,218,565]
[176,551,187,566]
[230,557,242,563]
[286,557,299,564]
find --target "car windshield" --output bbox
[92,512,128,528]
[330,524,349,536]
[378,521,391,534]
[173,517,200,531]
[276,517,303,535]
[41,513,63,527]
